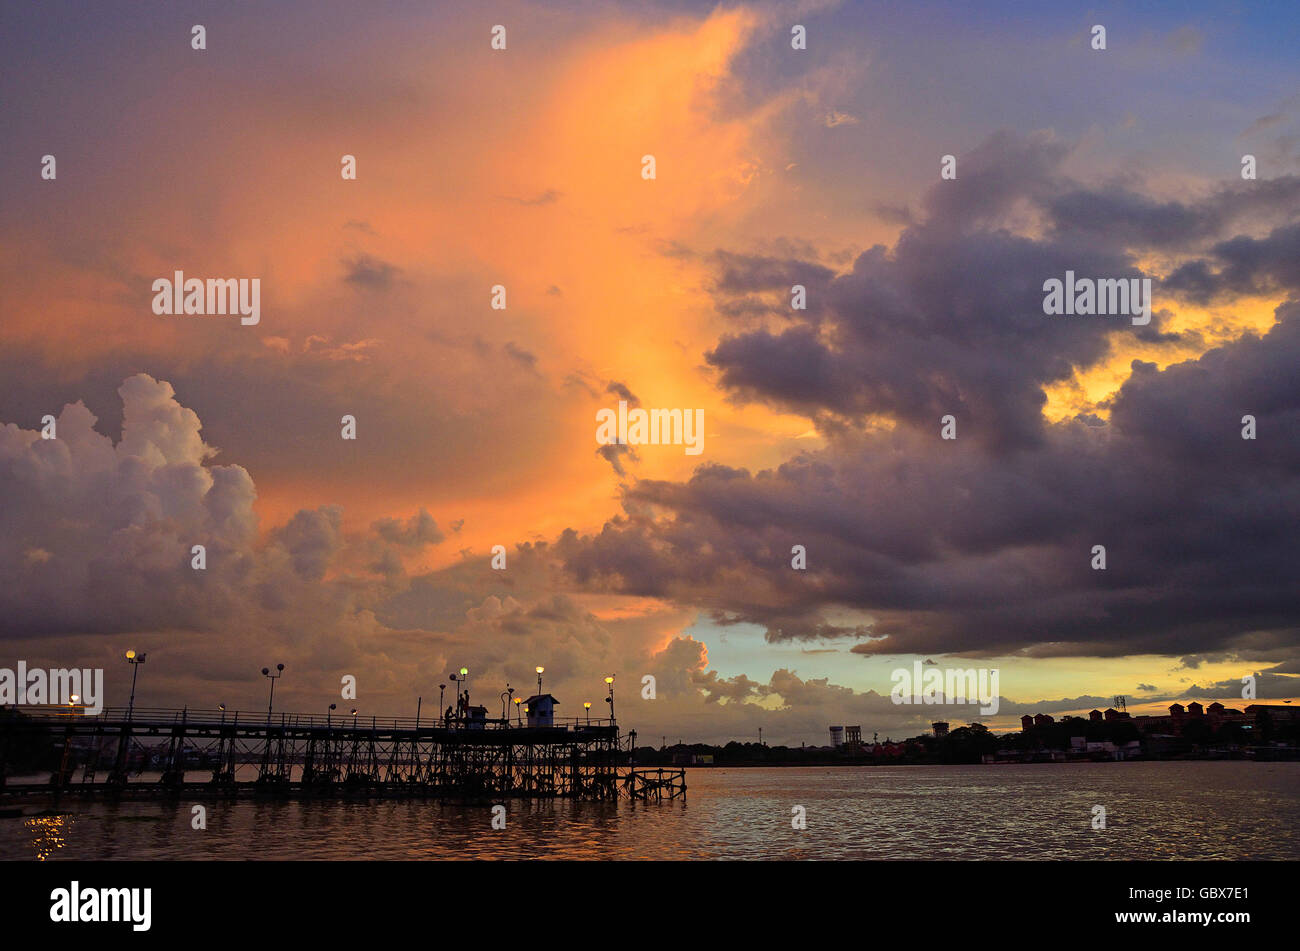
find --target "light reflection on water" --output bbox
[1,762,1295,860]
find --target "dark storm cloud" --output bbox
[372,508,445,549]
[503,341,540,373]
[709,250,836,321]
[1164,222,1300,303]
[1045,189,1223,249]
[562,304,1300,656]
[707,229,1137,451]
[605,381,640,406]
[706,137,1300,455]
[596,443,638,477]
[1108,305,1300,472]
[563,313,1300,658]
[342,253,401,290]
[705,133,1168,451]
[557,132,1300,662]
[1043,177,1300,251]
[1185,670,1300,700]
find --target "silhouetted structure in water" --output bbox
[0,702,659,803]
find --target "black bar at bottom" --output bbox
[3,859,1280,938]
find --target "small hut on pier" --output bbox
[525,694,559,728]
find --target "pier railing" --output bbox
[5,705,618,732]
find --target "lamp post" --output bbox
[513,696,523,725]
[604,675,615,722]
[261,664,284,720]
[535,666,545,695]
[501,685,514,721]
[461,667,469,705]
[449,667,469,714]
[124,650,147,721]
[439,683,446,726]
[328,703,336,727]
[584,701,592,725]
[218,704,226,726]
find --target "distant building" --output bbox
[829,725,844,747]
[1086,739,1142,760]
[1204,702,1247,729]
[932,721,949,738]
[1089,709,1103,721]
[1032,714,1054,728]
[845,725,862,748]
[1021,715,1034,732]
[1245,703,1300,722]
[672,752,713,765]
[1135,700,1267,737]
[1103,707,1131,721]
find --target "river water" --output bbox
[2,762,1295,860]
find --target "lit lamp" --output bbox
[69,694,80,717]
[535,665,545,695]
[604,675,616,721]
[513,696,523,725]
[584,701,592,725]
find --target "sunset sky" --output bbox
[2,0,1298,743]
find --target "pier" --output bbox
[623,767,688,802]
[0,703,677,803]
